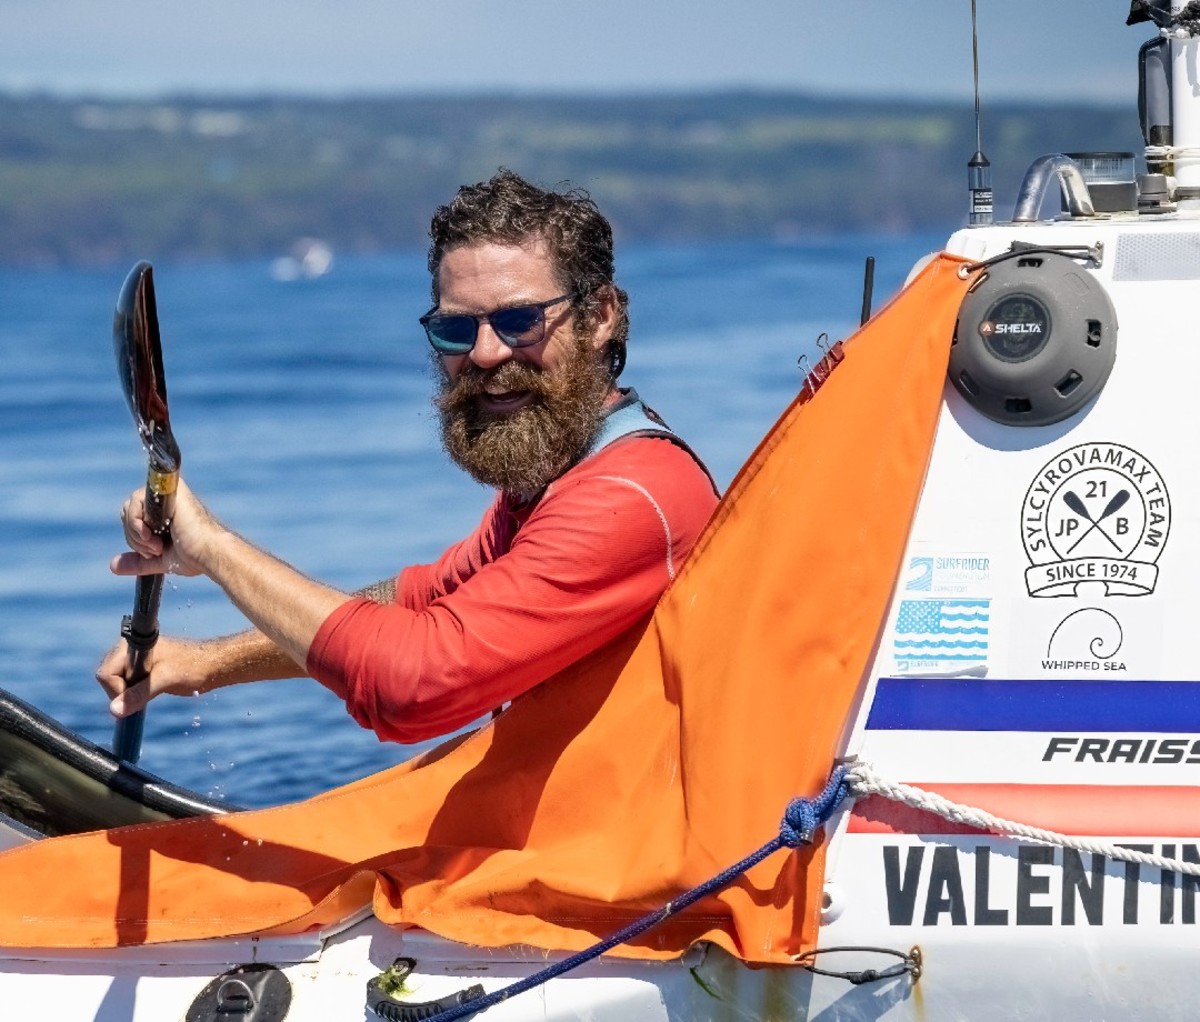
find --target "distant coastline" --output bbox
[0,91,1141,268]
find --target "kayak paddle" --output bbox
[111,261,181,764]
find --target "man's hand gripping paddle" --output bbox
[111,261,181,764]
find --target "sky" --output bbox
[1,1,1145,104]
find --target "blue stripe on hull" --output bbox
[866,677,1200,732]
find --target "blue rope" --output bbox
[411,765,850,1022]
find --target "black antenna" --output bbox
[968,0,993,226]
[860,256,875,326]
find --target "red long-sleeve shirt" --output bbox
[306,436,718,743]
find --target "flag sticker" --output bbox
[892,598,990,675]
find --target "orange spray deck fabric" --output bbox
[0,254,969,961]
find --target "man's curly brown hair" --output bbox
[428,169,630,379]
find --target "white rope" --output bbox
[844,760,1200,878]
[1145,144,1200,162]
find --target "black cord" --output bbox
[960,243,1102,277]
[795,945,922,986]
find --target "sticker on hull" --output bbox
[891,598,990,675]
[904,555,990,596]
[1020,442,1170,597]
[1042,607,1125,673]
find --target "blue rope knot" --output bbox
[779,765,849,847]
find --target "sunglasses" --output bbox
[420,292,576,355]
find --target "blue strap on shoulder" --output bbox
[585,391,678,454]
[583,389,718,495]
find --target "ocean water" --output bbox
[0,232,946,807]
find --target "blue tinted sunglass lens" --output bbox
[491,306,544,345]
[427,315,476,353]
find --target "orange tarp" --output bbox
[0,254,969,961]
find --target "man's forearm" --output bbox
[196,527,351,671]
[200,579,394,689]
[202,627,306,686]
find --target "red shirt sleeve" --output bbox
[306,438,717,744]
[393,494,509,612]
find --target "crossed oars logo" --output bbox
[1061,488,1131,555]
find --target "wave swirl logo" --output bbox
[1021,442,1170,597]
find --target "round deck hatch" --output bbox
[951,252,1117,426]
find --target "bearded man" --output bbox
[97,170,719,745]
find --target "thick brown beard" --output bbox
[435,329,612,498]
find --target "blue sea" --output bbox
[0,233,946,808]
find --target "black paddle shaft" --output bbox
[122,485,173,674]
[112,261,180,764]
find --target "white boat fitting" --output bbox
[5,5,1200,1021]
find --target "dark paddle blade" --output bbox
[112,261,180,765]
[113,261,180,477]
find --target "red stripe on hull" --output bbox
[848,784,1200,837]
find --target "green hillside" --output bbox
[0,92,1143,266]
